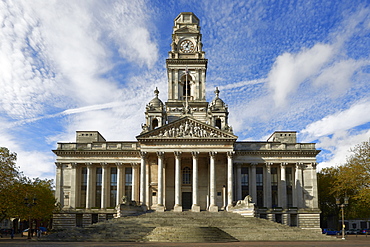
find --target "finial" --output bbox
[154,87,159,97]
[214,87,220,97]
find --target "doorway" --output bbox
[182,192,192,210]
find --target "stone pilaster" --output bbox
[174,151,182,212]
[264,162,272,208]
[191,151,200,212]
[209,151,218,212]
[250,163,257,204]
[100,162,108,209]
[55,162,64,208]
[156,151,165,212]
[86,162,93,209]
[115,162,123,206]
[279,163,288,208]
[226,151,234,211]
[140,151,147,210]
[70,163,77,208]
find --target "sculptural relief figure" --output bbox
[235,195,254,209]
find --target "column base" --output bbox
[174,205,183,212]
[156,205,165,212]
[208,205,218,212]
[191,204,200,212]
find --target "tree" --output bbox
[0,147,20,222]
[318,140,370,225]
[0,147,56,227]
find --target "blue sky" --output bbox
[1,0,369,181]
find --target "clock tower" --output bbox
[166,12,208,123]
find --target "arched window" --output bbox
[183,80,191,97]
[182,167,191,184]
[152,118,158,129]
[215,118,221,129]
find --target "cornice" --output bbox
[52,150,140,157]
[166,59,208,65]
[235,150,320,157]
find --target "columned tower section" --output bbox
[166,12,208,123]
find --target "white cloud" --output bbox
[267,43,334,107]
[301,99,370,141]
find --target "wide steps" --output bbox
[43,211,335,242]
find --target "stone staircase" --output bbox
[43,211,337,242]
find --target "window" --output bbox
[95,167,102,207]
[183,80,191,97]
[80,167,87,207]
[125,167,132,201]
[152,119,158,129]
[215,119,221,129]
[110,167,117,207]
[182,167,191,184]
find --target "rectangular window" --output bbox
[95,167,102,207]
[125,167,132,201]
[271,167,278,186]
[286,167,293,186]
[241,167,249,199]
[182,167,191,185]
[80,167,87,207]
[256,167,264,207]
[110,167,117,207]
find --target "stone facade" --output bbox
[52,12,321,230]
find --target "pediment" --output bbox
[137,117,237,141]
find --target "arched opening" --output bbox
[183,80,191,98]
[215,118,222,129]
[152,118,159,129]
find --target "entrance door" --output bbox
[182,192,192,210]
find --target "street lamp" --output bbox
[24,197,37,239]
[336,196,349,240]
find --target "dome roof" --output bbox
[210,87,227,110]
[147,87,164,109]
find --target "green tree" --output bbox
[0,147,56,226]
[0,147,20,222]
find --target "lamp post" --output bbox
[24,197,37,239]
[336,196,349,240]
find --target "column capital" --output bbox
[227,151,235,158]
[100,162,108,167]
[131,162,139,167]
[265,162,273,166]
[115,162,123,167]
[55,162,63,168]
[140,151,148,158]
[295,162,304,169]
[85,162,93,167]
[174,151,182,157]
[250,162,258,166]
[209,151,217,157]
[156,151,165,157]
[311,162,318,168]
[191,151,200,159]
[71,162,78,168]
[280,162,288,167]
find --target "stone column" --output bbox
[70,163,77,208]
[174,151,182,212]
[115,162,123,206]
[157,151,165,212]
[131,162,139,202]
[236,164,242,201]
[191,151,200,212]
[264,162,272,208]
[55,163,64,208]
[226,151,234,211]
[209,151,218,212]
[146,161,151,210]
[311,162,319,208]
[140,152,147,210]
[279,163,287,208]
[86,162,93,209]
[250,163,257,204]
[101,162,108,209]
[174,69,179,99]
[295,163,303,208]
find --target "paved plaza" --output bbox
[1,235,370,247]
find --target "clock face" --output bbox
[179,40,195,53]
